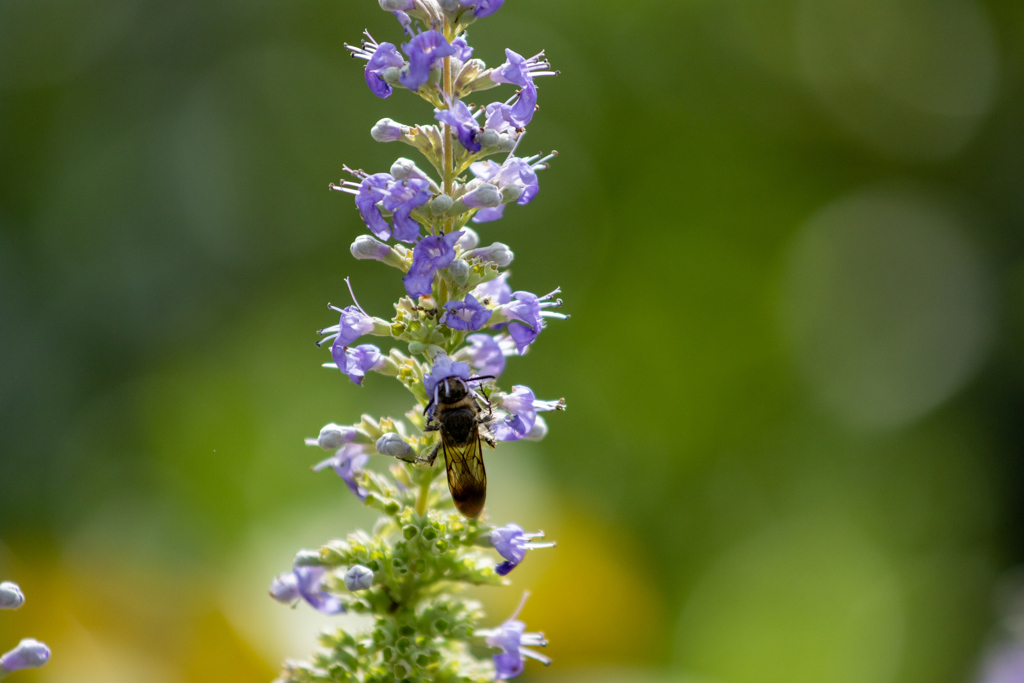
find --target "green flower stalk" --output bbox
[270,2,565,681]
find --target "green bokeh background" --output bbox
[3,1,1024,682]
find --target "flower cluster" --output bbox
[0,582,50,680]
[272,2,567,682]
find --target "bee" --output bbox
[422,376,495,520]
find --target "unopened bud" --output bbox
[294,550,323,567]
[430,194,453,216]
[498,133,516,152]
[378,0,414,10]
[0,639,50,674]
[371,118,406,143]
[449,259,470,286]
[381,66,401,83]
[351,235,392,262]
[500,184,523,203]
[439,0,459,11]
[306,423,356,450]
[457,228,480,251]
[472,242,514,267]
[477,130,499,148]
[408,341,426,355]
[0,582,23,610]
[344,565,375,591]
[269,572,300,603]
[461,184,501,209]
[390,158,420,181]
[376,433,412,458]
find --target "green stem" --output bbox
[415,466,434,516]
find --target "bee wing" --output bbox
[442,429,486,520]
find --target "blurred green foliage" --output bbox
[3,0,1024,682]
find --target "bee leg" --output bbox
[479,422,497,449]
[423,421,439,433]
[417,441,441,466]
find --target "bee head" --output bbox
[437,377,469,403]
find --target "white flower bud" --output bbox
[381,66,401,83]
[351,235,392,261]
[294,550,322,566]
[344,565,375,591]
[376,433,412,458]
[390,157,419,180]
[269,572,300,603]
[430,194,453,216]
[474,242,514,267]
[478,130,499,148]
[317,423,350,450]
[457,228,480,251]
[449,259,470,287]
[498,133,516,152]
[501,184,523,203]
[0,639,50,673]
[0,582,24,610]
[371,118,405,143]
[439,0,460,12]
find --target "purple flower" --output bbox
[355,173,394,239]
[336,344,386,385]
[314,442,371,499]
[490,49,557,128]
[0,639,50,673]
[295,566,345,615]
[364,42,404,98]
[481,595,550,679]
[400,31,458,92]
[501,288,566,354]
[435,99,482,153]
[461,333,516,378]
[472,271,513,306]
[452,36,474,62]
[423,352,472,406]
[403,231,463,298]
[382,178,431,243]
[492,385,564,442]
[319,305,376,362]
[441,294,492,331]
[467,155,549,223]
[490,524,555,575]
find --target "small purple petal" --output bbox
[403,231,463,298]
[314,443,371,499]
[294,566,345,615]
[472,205,507,223]
[464,333,509,378]
[435,100,481,153]
[341,344,386,385]
[400,31,458,92]
[441,294,492,331]
[364,42,404,98]
[383,178,431,243]
[355,173,394,239]
[472,272,513,306]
